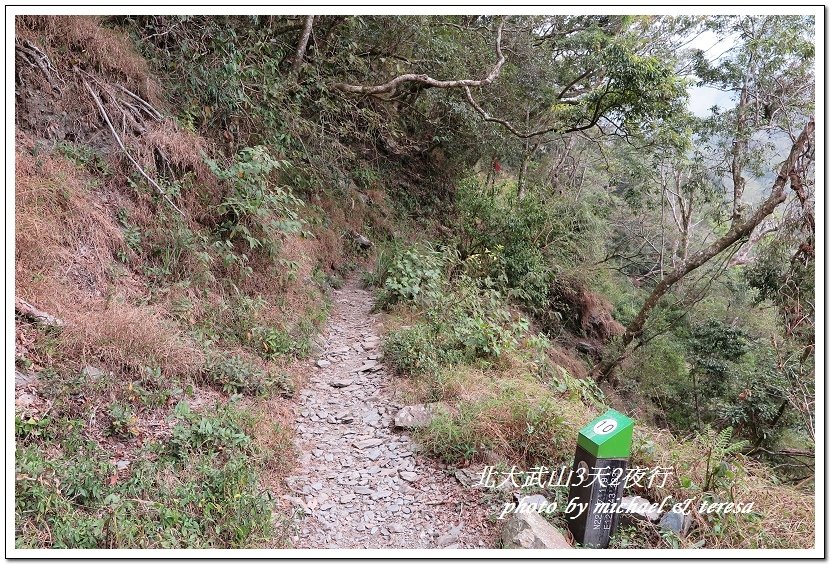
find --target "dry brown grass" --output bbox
[462,377,594,466]
[405,352,596,467]
[245,396,296,475]
[547,344,589,380]
[138,121,221,215]
[243,233,320,329]
[15,136,125,309]
[61,302,204,379]
[735,471,815,548]
[554,275,625,341]
[16,138,205,380]
[17,15,159,102]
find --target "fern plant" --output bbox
[700,426,749,492]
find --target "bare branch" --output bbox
[332,20,505,96]
[81,76,185,217]
[463,86,557,139]
[115,84,163,121]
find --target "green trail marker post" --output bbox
[566,409,635,548]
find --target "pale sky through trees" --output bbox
[685,28,739,117]
[682,27,795,203]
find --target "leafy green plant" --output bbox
[205,145,303,254]
[375,244,445,309]
[15,414,51,440]
[352,165,379,189]
[700,426,750,492]
[61,455,112,506]
[383,324,446,377]
[205,354,269,396]
[108,403,139,439]
[221,294,265,345]
[548,365,606,408]
[123,225,142,252]
[15,418,276,548]
[169,401,252,457]
[130,366,178,408]
[254,326,293,359]
[56,141,111,175]
[144,219,210,282]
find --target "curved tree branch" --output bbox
[463,80,611,139]
[292,15,315,75]
[332,20,505,96]
[462,86,557,139]
[332,18,611,140]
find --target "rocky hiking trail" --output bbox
[282,279,497,549]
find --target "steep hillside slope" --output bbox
[14,16,401,548]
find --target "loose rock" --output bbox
[620,495,663,524]
[286,279,494,549]
[659,509,693,536]
[501,511,571,549]
[394,403,449,429]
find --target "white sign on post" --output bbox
[592,419,618,435]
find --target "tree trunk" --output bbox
[291,15,315,75]
[592,119,814,381]
[516,142,539,200]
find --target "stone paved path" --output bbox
[284,279,495,549]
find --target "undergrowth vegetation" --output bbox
[368,175,815,549]
[16,399,284,548]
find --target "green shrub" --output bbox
[431,278,528,360]
[384,324,448,376]
[205,145,303,254]
[205,354,269,395]
[383,276,528,377]
[375,244,445,309]
[454,178,606,318]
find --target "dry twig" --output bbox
[80,76,184,217]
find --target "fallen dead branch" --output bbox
[16,38,64,92]
[15,297,65,327]
[15,39,66,92]
[115,84,163,121]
